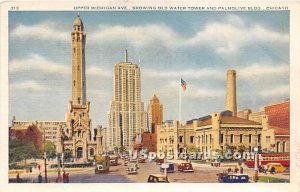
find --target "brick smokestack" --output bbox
[226,69,237,116]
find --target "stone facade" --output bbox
[56,14,102,162]
[194,113,263,155]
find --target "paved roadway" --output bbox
[9,159,290,183]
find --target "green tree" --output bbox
[44,140,57,159]
[9,138,40,172]
[237,145,247,153]
[187,144,198,153]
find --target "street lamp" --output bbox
[43,127,48,183]
[253,147,259,171]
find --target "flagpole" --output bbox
[179,77,182,125]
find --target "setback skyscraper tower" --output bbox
[107,51,146,149]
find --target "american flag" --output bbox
[181,78,187,91]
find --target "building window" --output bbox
[276,142,280,152]
[258,134,261,144]
[249,134,252,143]
[220,134,224,144]
[230,134,234,144]
[90,148,94,156]
[205,135,208,144]
[190,136,194,143]
[240,134,243,143]
[76,147,83,158]
[179,136,183,143]
[73,80,76,86]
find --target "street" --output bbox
[9,159,289,183]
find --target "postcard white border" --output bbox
[1,1,300,192]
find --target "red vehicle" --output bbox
[178,163,194,172]
[245,153,289,168]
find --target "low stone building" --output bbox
[194,112,263,155]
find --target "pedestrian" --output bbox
[16,173,20,183]
[240,166,244,174]
[63,171,67,183]
[56,170,62,183]
[38,173,43,183]
[66,172,69,183]
[254,170,259,182]
[234,167,239,173]
[270,166,276,174]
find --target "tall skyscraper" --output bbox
[107,51,146,149]
[147,94,163,133]
[226,69,237,116]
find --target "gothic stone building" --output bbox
[56,14,102,162]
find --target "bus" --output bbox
[244,153,289,168]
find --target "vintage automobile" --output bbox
[266,163,286,173]
[147,174,169,183]
[138,157,146,163]
[217,173,249,183]
[109,155,119,166]
[127,163,138,175]
[160,163,175,173]
[94,155,110,174]
[178,162,194,172]
[155,158,165,165]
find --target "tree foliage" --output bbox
[44,140,57,159]
[9,138,40,163]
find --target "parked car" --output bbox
[178,162,194,172]
[147,174,169,183]
[155,158,164,165]
[127,164,138,175]
[217,173,249,183]
[266,163,286,173]
[138,157,146,163]
[160,163,175,173]
[109,155,119,166]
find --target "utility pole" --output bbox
[43,127,48,183]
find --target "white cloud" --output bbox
[260,85,289,97]
[90,24,180,48]
[185,15,289,54]
[11,22,69,41]
[11,80,48,91]
[143,68,224,80]
[86,66,112,77]
[184,88,223,99]
[238,64,289,80]
[162,79,222,98]
[10,54,69,74]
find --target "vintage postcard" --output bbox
[0,1,300,192]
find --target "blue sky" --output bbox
[9,11,289,127]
